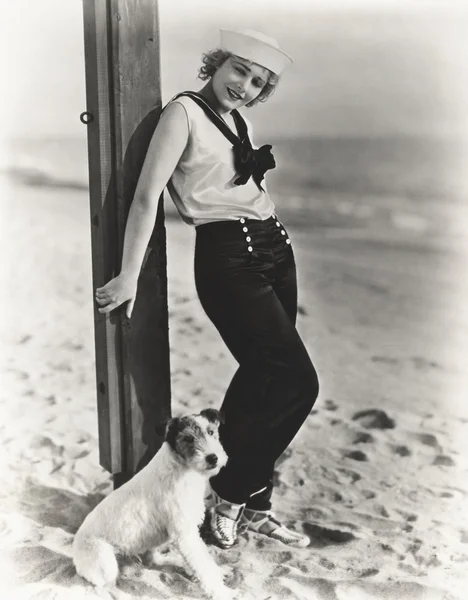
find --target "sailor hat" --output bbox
[220,28,293,75]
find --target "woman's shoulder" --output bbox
[158,96,194,134]
[167,93,205,116]
[166,94,212,132]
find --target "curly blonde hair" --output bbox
[198,49,279,107]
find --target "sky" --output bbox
[1,0,467,140]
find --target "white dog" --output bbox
[73,408,232,600]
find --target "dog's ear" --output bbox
[200,408,224,426]
[165,417,183,450]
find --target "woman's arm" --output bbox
[95,101,189,316]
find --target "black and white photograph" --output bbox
[1,1,467,599]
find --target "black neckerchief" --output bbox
[169,91,276,191]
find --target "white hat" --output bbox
[219,29,293,75]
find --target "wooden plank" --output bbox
[82,0,124,474]
[82,0,171,479]
[108,0,171,475]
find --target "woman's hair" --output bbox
[198,49,279,107]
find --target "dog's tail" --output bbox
[73,533,119,587]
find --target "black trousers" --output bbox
[194,215,319,511]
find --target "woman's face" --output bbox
[211,55,270,112]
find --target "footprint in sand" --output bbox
[302,523,357,548]
[297,304,308,316]
[432,455,456,467]
[374,504,390,518]
[324,399,338,411]
[435,485,467,501]
[62,339,84,352]
[277,551,295,562]
[406,538,423,554]
[352,431,374,444]
[29,435,65,458]
[398,562,427,577]
[318,489,344,503]
[173,367,192,378]
[343,450,368,462]
[67,446,90,460]
[272,558,295,576]
[356,567,380,578]
[223,566,245,589]
[216,549,242,566]
[352,409,395,430]
[319,557,335,570]
[181,316,204,333]
[76,432,92,444]
[320,465,361,485]
[391,444,412,457]
[396,509,418,523]
[412,432,440,449]
[337,467,362,483]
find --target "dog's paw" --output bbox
[142,548,186,572]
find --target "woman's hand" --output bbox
[95,273,138,318]
[93,103,188,321]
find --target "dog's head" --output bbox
[165,409,227,475]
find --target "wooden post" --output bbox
[82,0,171,486]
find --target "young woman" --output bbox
[96,29,319,550]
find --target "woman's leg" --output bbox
[195,229,319,510]
[243,237,299,512]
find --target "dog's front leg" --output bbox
[176,529,233,600]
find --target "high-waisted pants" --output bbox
[194,214,319,511]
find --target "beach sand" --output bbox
[1,170,467,600]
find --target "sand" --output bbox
[1,170,467,600]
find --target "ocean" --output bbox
[3,135,467,240]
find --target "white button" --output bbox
[243,226,248,232]
[276,221,280,227]
[281,230,286,235]
[240,218,246,224]
[246,236,251,242]
[286,239,291,244]
[248,246,253,252]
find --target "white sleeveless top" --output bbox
[166,95,276,226]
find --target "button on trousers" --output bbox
[194,215,319,510]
